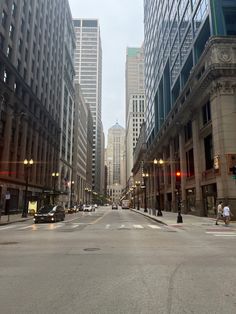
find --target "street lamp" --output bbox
[132,185,136,209]
[142,172,149,213]
[135,181,141,210]
[85,187,89,204]
[22,158,34,218]
[153,158,164,216]
[51,172,59,204]
[70,180,74,208]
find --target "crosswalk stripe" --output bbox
[0,225,16,230]
[19,225,34,230]
[214,234,236,237]
[106,224,110,229]
[133,224,144,229]
[119,224,125,229]
[206,231,236,234]
[148,224,161,229]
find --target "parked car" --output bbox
[68,206,77,214]
[83,204,93,212]
[34,205,65,223]
[112,203,118,209]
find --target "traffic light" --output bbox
[175,171,181,188]
[176,171,181,180]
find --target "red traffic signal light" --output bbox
[176,171,181,177]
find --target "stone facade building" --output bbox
[0,0,74,213]
[143,0,236,217]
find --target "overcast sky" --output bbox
[68,0,144,138]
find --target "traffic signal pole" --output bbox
[176,171,183,223]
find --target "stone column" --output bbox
[1,107,13,173]
[192,117,203,215]
[19,117,28,180]
[170,139,176,212]
[11,114,21,177]
[32,125,39,183]
[210,80,236,211]
[179,129,187,213]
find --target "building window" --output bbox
[204,134,213,170]
[184,120,192,142]
[193,0,208,34]
[202,100,211,125]
[0,34,5,50]
[12,3,17,17]
[1,10,7,27]
[7,46,12,59]
[9,24,15,39]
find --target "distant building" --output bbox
[125,46,145,184]
[73,18,103,193]
[106,122,126,203]
[73,84,92,204]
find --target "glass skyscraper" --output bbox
[144,0,236,145]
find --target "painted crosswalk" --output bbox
[0,223,164,232]
[206,230,236,237]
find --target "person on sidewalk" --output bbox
[215,201,223,225]
[223,203,231,226]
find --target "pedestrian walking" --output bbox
[215,201,223,225]
[223,203,231,226]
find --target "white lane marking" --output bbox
[119,224,126,229]
[133,224,144,229]
[206,231,236,234]
[0,225,17,230]
[19,225,34,230]
[71,224,80,229]
[148,224,161,229]
[52,223,64,229]
[105,224,110,229]
[214,234,236,237]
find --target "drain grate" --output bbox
[83,248,100,252]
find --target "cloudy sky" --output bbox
[68,0,144,138]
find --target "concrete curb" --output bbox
[130,208,168,225]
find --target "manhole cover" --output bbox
[83,248,100,252]
[0,242,19,245]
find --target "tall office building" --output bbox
[59,4,75,206]
[144,0,236,216]
[73,18,102,192]
[0,0,74,213]
[73,84,92,204]
[125,46,145,183]
[106,122,126,203]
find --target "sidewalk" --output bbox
[131,207,236,228]
[0,213,32,225]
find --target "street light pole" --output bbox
[70,180,74,208]
[52,172,59,204]
[154,158,164,216]
[135,181,141,210]
[132,185,136,209]
[142,172,149,213]
[22,159,34,218]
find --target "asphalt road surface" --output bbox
[0,206,235,314]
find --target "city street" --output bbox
[0,206,236,314]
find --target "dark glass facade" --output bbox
[144,0,236,146]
